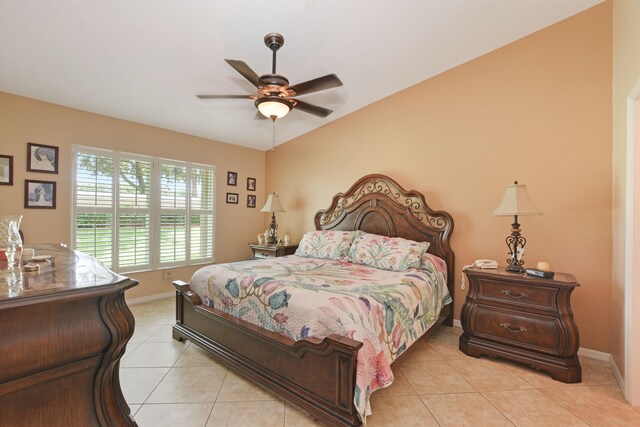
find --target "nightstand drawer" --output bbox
[471,305,561,355]
[477,277,557,311]
[253,250,276,259]
[249,243,298,260]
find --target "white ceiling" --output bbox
[0,0,603,151]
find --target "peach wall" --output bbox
[266,4,612,351]
[630,97,640,403]
[612,0,640,394]
[0,92,266,299]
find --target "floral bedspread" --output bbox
[189,254,451,422]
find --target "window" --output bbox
[72,146,215,273]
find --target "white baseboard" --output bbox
[610,355,625,391]
[578,347,610,361]
[126,291,174,306]
[450,319,611,362]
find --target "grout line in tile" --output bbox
[213,367,229,400]
[418,395,442,427]
[538,386,600,427]
[479,390,520,426]
[140,368,173,406]
[442,358,479,392]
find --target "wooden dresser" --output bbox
[248,242,298,259]
[459,267,581,383]
[0,244,138,426]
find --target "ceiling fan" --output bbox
[197,33,343,121]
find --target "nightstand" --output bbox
[248,242,298,260]
[459,267,581,383]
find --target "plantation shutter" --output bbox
[117,157,152,272]
[159,162,188,266]
[190,167,215,260]
[74,151,115,268]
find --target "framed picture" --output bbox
[0,155,13,185]
[25,179,57,209]
[27,143,59,174]
[227,171,238,186]
[226,192,239,204]
[247,177,256,191]
[247,194,256,208]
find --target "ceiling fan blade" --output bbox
[196,94,253,99]
[293,99,333,118]
[288,74,342,96]
[225,59,265,87]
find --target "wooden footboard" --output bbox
[172,281,364,426]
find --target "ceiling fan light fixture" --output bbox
[255,97,292,120]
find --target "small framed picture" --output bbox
[25,179,57,209]
[227,171,238,186]
[0,155,13,185]
[247,194,256,208]
[226,192,239,204]
[247,177,256,191]
[27,143,59,174]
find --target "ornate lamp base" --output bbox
[505,216,526,273]
[506,263,525,273]
[267,212,278,244]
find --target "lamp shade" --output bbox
[260,193,285,213]
[492,182,542,216]
[256,98,291,119]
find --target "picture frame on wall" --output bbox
[247,194,256,208]
[226,192,239,204]
[27,143,59,174]
[227,171,238,186]
[25,179,57,209]
[0,155,13,185]
[247,177,256,191]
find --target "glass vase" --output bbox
[0,215,23,267]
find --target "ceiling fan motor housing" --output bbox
[260,74,289,87]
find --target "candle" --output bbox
[536,261,551,271]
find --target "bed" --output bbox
[172,174,455,426]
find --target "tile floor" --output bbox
[121,297,640,427]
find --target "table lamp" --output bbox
[260,193,285,244]
[492,181,542,272]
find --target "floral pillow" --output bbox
[348,232,430,271]
[295,230,357,260]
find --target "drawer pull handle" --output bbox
[501,290,529,299]
[500,323,528,333]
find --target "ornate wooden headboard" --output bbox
[314,174,455,299]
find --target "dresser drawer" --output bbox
[476,277,558,312]
[470,305,562,355]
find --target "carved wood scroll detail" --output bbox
[317,176,448,230]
